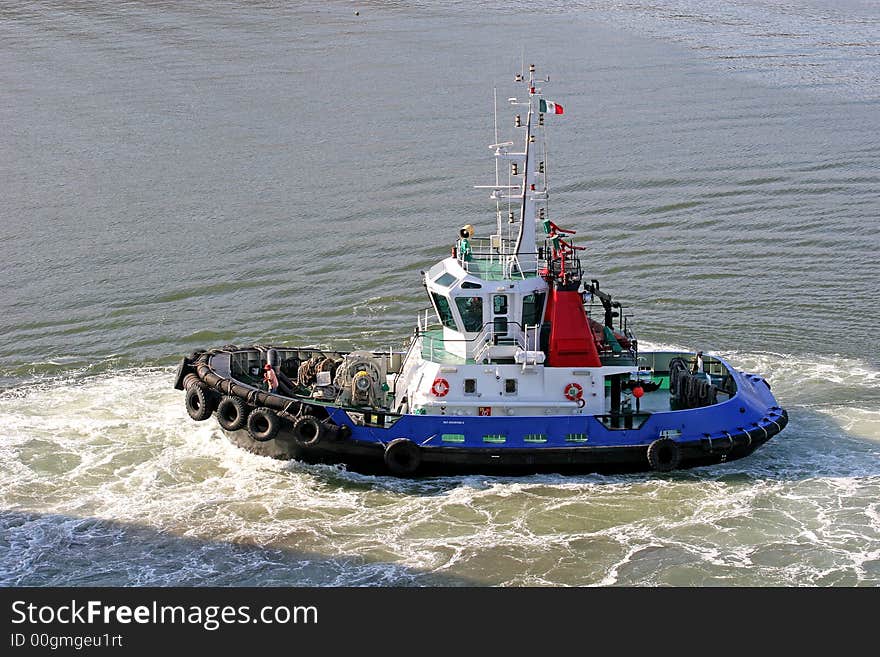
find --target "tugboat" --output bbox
[174,65,787,476]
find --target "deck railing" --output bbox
[415,307,542,366]
[455,239,545,280]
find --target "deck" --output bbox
[420,329,473,365]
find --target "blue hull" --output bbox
[178,348,787,475]
[331,359,783,450]
[194,352,787,475]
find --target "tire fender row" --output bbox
[697,408,789,458]
[645,408,788,471]
[179,351,348,448]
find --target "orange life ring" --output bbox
[431,378,450,397]
[564,382,583,401]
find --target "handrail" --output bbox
[392,327,423,402]
[465,320,543,365]
[416,302,636,364]
[455,245,546,277]
[415,318,537,345]
[472,323,495,364]
[522,323,540,365]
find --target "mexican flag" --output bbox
[539,99,564,115]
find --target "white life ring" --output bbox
[431,378,450,397]
[564,382,583,401]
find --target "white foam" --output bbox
[0,362,878,585]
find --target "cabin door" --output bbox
[492,294,509,340]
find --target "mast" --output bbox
[493,86,502,239]
[475,64,553,277]
[514,64,546,272]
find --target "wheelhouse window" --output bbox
[493,295,508,315]
[455,296,484,333]
[521,292,546,326]
[434,272,457,287]
[431,292,457,329]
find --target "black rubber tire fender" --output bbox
[182,373,201,391]
[185,383,215,421]
[384,438,421,476]
[216,395,249,432]
[247,408,281,442]
[291,415,324,448]
[647,437,681,472]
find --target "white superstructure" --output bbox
[391,65,640,419]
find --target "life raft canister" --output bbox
[564,382,583,401]
[431,378,450,397]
